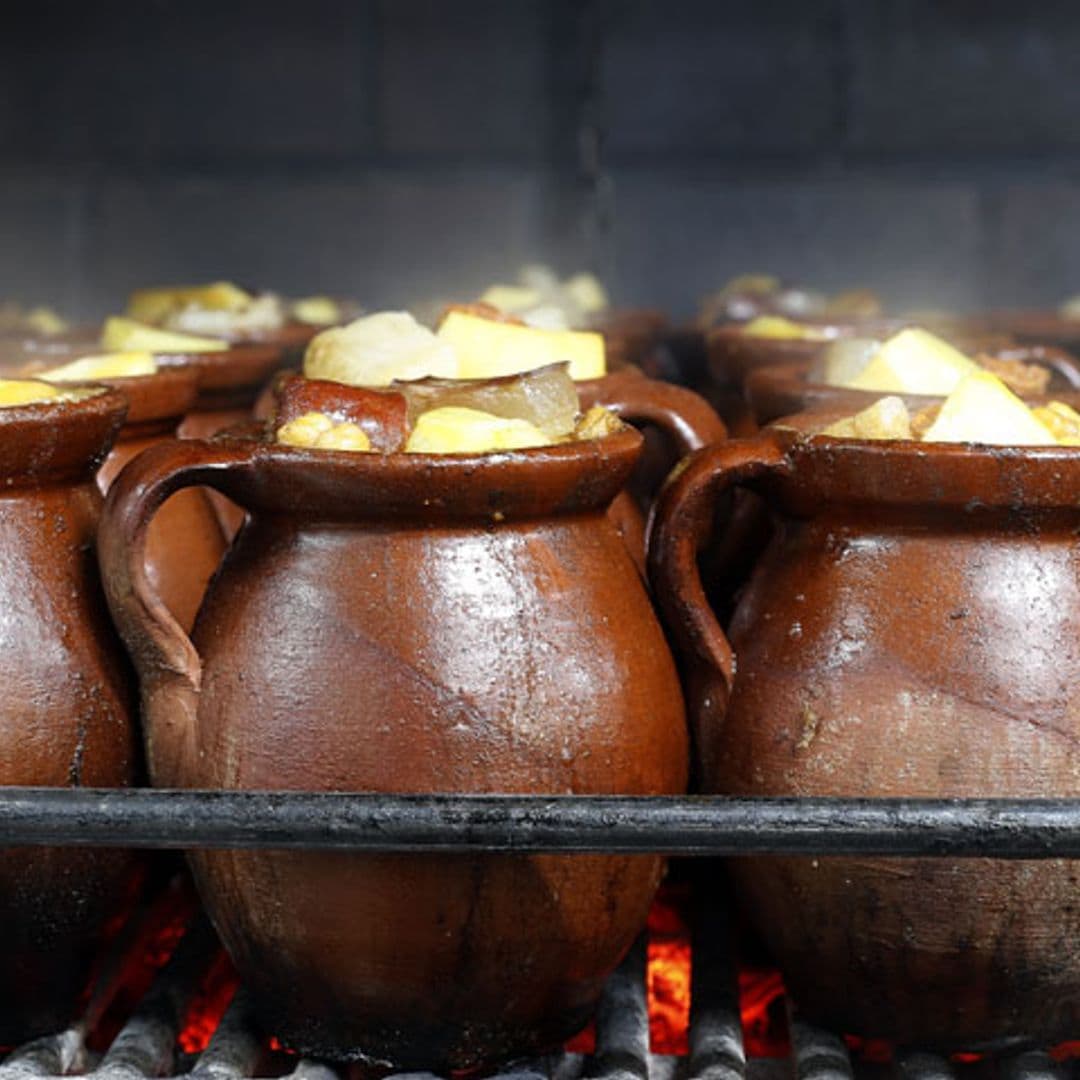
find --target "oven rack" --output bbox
[0,788,1079,858]
[0,881,1064,1080]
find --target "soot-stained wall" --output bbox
[1,0,1077,318]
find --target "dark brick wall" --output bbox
[2,0,1080,318]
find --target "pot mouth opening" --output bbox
[0,385,129,484]
[753,422,1080,515]
[206,425,644,523]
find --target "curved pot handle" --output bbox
[584,370,727,454]
[646,434,789,733]
[97,437,259,783]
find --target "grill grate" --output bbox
[0,882,1068,1080]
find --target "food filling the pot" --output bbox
[477,264,609,330]
[276,307,621,454]
[740,315,838,342]
[126,281,287,337]
[820,326,1053,397]
[102,316,228,354]
[0,379,105,408]
[36,352,158,382]
[0,301,68,337]
[818,370,1080,445]
[698,273,882,326]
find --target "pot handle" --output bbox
[646,434,789,721]
[97,438,258,777]
[586,370,727,453]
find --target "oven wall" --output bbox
[1,0,1077,317]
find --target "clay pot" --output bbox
[706,318,1013,435]
[221,318,322,370]
[98,428,689,1071]
[591,309,669,371]
[94,370,226,631]
[575,368,726,566]
[976,310,1080,354]
[255,366,727,571]
[648,421,1080,1048]
[745,343,1080,426]
[0,387,141,1044]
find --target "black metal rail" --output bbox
[2,788,1080,857]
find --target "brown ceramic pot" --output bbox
[648,422,1080,1048]
[94,370,226,631]
[255,366,727,571]
[0,387,141,1043]
[976,310,1080,353]
[706,318,1013,435]
[577,368,726,566]
[244,318,322,367]
[590,309,669,371]
[745,343,1080,426]
[98,429,689,1071]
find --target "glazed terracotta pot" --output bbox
[745,343,1080,426]
[976,310,1080,354]
[98,428,689,1071]
[648,421,1080,1048]
[0,387,141,1043]
[706,319,1013,435]
[576,368,726,565]
[94,370,226,631]
[590,309,669,371]
[256,366,727,571]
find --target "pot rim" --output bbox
[203,423,645,522]
[0,384,129,482]
[755,413,1080,513]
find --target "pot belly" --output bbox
[192,848,661,1068]
[712,526,1080,1046]
[182,518,687,1067]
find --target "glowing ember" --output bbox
[1051,1042,1080,1062]
[844,1035,892,1064]
[177,952,239,1054]
[739,969,787,1057]
[648,936,691,1054]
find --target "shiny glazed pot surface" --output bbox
[0,388,141,1043]
[648,423,1080,1047]
[99,429,688,1071]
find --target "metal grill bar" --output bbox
[894,1051,956,1080]
[2,790,1080,857]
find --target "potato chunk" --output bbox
[1032,401,1080,445]
[405,407,549,453]
[274,374,409,452]
[436,310,605,381]
[304,312,459,387]
[102,317,227,354]
[0,379,62,407]
[922,372,1056,445]
[846,328,978,395]
[277,412,372,453]
[128,282,252,324]
[822,396,912,441]
[40,352,157,382]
